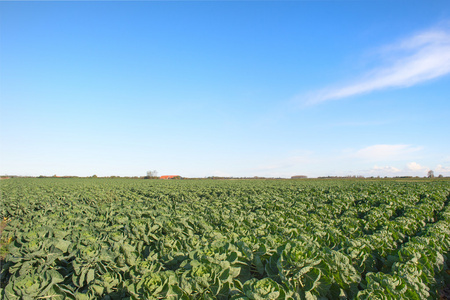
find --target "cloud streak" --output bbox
[353,144,422,161]
[305,25,450,105]
[436,164,450,174]
[368,162,428,176]
[367,162,450,176]
[406,161,427,171]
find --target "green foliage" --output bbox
[0,178,449,299]
[4,269,67,299]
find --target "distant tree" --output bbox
[427,170,434,178]
[147,170,158,177]
[438,174,443,178]
[146,170,158,179]
[92,174,98,178]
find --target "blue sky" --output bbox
[1,1,449,178]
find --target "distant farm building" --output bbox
[291,175,307,179]
[160,175,181,179]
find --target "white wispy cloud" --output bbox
[303,25,450,105]
[368,162,429,176]
[367,163,450,176]
[436,164,450,174]
[353,144,422,161]
[371,165,401,173]
[406,161,427,171]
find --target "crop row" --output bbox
[0,178,449,299]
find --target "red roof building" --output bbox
[160,175,181,179]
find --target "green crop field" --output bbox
[1,178,449,299]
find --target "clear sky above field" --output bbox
[1,1,450,178]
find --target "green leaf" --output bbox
[86,269,95,284]
[55,239,71,253]
[303,268,321,292]
[91,284,104,296]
